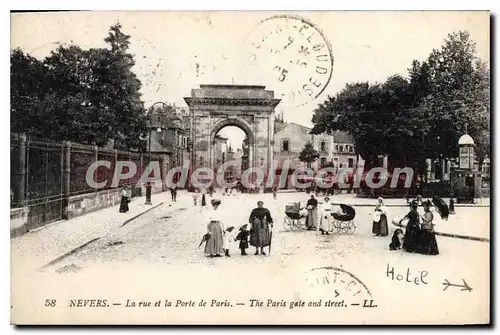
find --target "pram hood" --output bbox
[333,204,356,221]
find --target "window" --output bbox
[335,144,339,152]
[339,145,344,153]
[320,141,327,152]
[282,140,289,152]
[348,158,354,168]
[333,157,338,167]
[434,161,443,180]
[320,157,327,167]
[459,147,469,156]
[484,165,490,175]
[348,145,354,153]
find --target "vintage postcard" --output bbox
[10,10,490,325]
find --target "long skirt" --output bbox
[204,221,224,255]
[119,196,129,213]
[372,215,388,236]
[319,212,332,232]
[417,230,439,255]
[250,218,271,248]
[307,209,318,228]
[403,225,420,253]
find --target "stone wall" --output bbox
[10,207,29,238]
[67,182,164,219]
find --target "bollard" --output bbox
[449,198,455,214]
[145,182,152,205]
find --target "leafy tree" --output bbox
[311,30,490,174]
[103,23,146,150]
[417,31,490,164]
[10,23,147,151]
[10,48,49,134]
[299,142,320,168]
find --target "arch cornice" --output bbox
[184,97,281,108]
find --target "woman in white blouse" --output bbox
[372,197,389,237]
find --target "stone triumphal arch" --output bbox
[184,85,281,177]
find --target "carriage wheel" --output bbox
[331,221,341,234]
[347,221,357,235]
[283,217,292,231]
[298,217,308,230]
[339,221,350,234]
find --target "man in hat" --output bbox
[249,201,273,255]
[306,194,318,230]
[400,200,421,253]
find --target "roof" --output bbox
[199,84,266,90]
[332,130,354,144]
[274,120,288,134]
[288,122,312,132]
[458,134,475,146]
[274,121,312,135]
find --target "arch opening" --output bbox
[210,118,255,179]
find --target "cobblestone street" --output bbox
[11,191,490,324]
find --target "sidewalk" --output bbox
[326,194,490,207]
[11,191,189,271]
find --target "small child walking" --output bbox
[234,224,250,256]
[223,226,236,257]
[193,190,199,206]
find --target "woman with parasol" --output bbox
[431,196,450,221]
[399,200,421,253]
[202,199,225,257]
[417,200,439,255]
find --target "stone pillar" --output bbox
[15,134,27,208]
[248,143,254,169]
[62,141,71,219]
[161,154,167,192]
[113,149,118,187]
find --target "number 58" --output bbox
[45,299,56,307]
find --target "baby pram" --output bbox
[329,204,357,234]
[283,202,308,231]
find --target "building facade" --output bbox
[331,130,361,170]
[213,135,229,170]
[273,119,361,173]
[146,104,191,190]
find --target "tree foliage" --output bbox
[311,30,490,172]
[11,23,147,151]
[299,142,320,168]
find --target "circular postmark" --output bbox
[304,266,372,301]
[244,14,334,107]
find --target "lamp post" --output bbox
[146,101,169,204]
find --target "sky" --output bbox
[11,11,490,147]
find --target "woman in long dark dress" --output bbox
[418,200,439,255]
[399,201,420,253]
[249,201,273,255]
[119,186,130,213]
